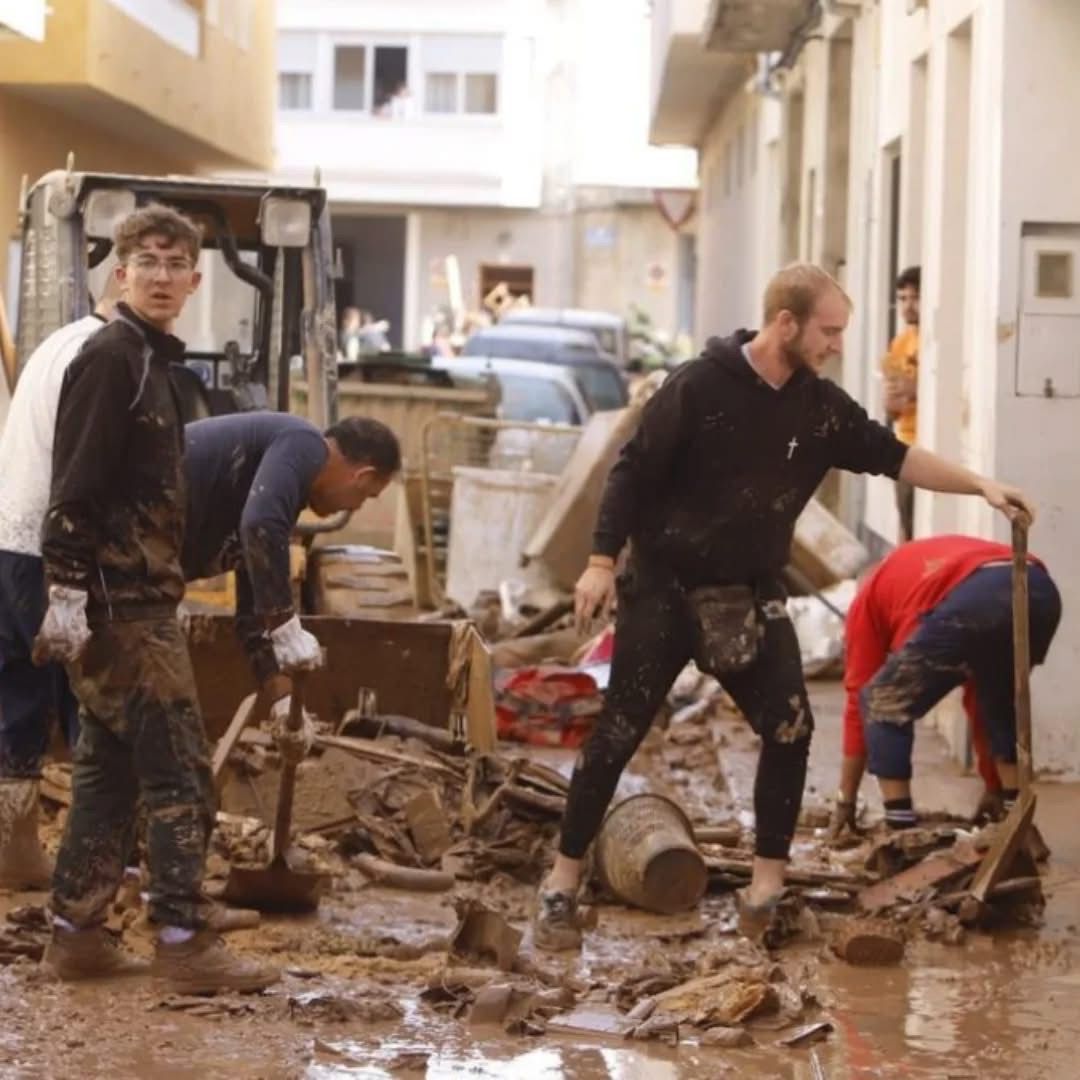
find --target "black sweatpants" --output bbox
[559,555,813,862]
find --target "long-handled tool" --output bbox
[223,675,331,912]
[968,515,1037,902]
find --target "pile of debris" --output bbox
[851,819,1046,937]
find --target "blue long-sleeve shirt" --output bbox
[182,412,327,680]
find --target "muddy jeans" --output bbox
[0,550,80,778]
[559,555,813,862]
[862,564,1062,780]
[52,616,215,929]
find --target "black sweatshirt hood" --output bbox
[702,329,814,393]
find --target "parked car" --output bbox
[498,307,629,368]
[434,355,592,426]
[462,324,628,411]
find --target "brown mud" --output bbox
[1,679,1077,1078]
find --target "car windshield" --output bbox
[591,327,618,355]
[496,373,580,424]
[464,335,544,361]
[571,362,627,411]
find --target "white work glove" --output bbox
[269,695,316,765]
[269,615,323,673]
[33,586,92,664]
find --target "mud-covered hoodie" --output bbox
[592,330,908,588]
[42,302,187,616]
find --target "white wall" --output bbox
[695,90,781,338]
[273,1,546,208]
[569,0,697,192]
[995,0,1080,775]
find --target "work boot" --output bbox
[0,779,53,890]
[45,925,149,981]
[532,888,583,952]
[152,930,279,994]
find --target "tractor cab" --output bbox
[13,168,338,426]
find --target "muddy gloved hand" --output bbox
[269,615,323,673]
[824,796,857,842]
[32,585,92,665]
[268,695,316,765]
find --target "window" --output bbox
[465,73,497,115]
[278,72,312,110]
[425,73,458,114]
[421,34,501,117]
[278,31,316,111]
[1037,251,1073,299]
[497,374,580,425]
[334,46,367,110]
[373,46,409,113]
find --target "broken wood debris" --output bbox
[450,901,522,971]
[353,853,454,893]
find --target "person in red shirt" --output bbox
[830,535,1061,835]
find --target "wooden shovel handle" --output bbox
[272,673,306,860]
[1011,517,1033,792]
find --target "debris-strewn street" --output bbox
[2,680,1076,1079]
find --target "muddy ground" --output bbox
[1,679,1077,1079]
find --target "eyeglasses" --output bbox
[128,255,194,277]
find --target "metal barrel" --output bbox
[595,793,707,914]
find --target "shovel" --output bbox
[223,675,331,912]
[967,514,1037,902]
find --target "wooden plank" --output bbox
[968,790,1036,903]
[315,733,462,779]
[858,840,983,913]
[211,692,258,792]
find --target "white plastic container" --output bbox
[445,466,558,609]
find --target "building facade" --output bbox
[0,0,276,422]
[651,0,1080,775]
[272,0,698,351]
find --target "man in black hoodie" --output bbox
[533,263,1034,949]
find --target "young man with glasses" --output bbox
[36,204,278,993]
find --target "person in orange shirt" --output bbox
[882,266,921,540]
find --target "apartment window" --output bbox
[278,31,316,112]
[334,46,368,110]
[465,73,497,115]
[425,73,458,114]
[422,34,502,117]
[279,72,313,110]
[374,46,409,112]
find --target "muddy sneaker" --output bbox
[152,929,279,995]
[532,888,583,952]
[45,925,149,981]
[736,888,785,945]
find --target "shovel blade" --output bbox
[222,855,330,913]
